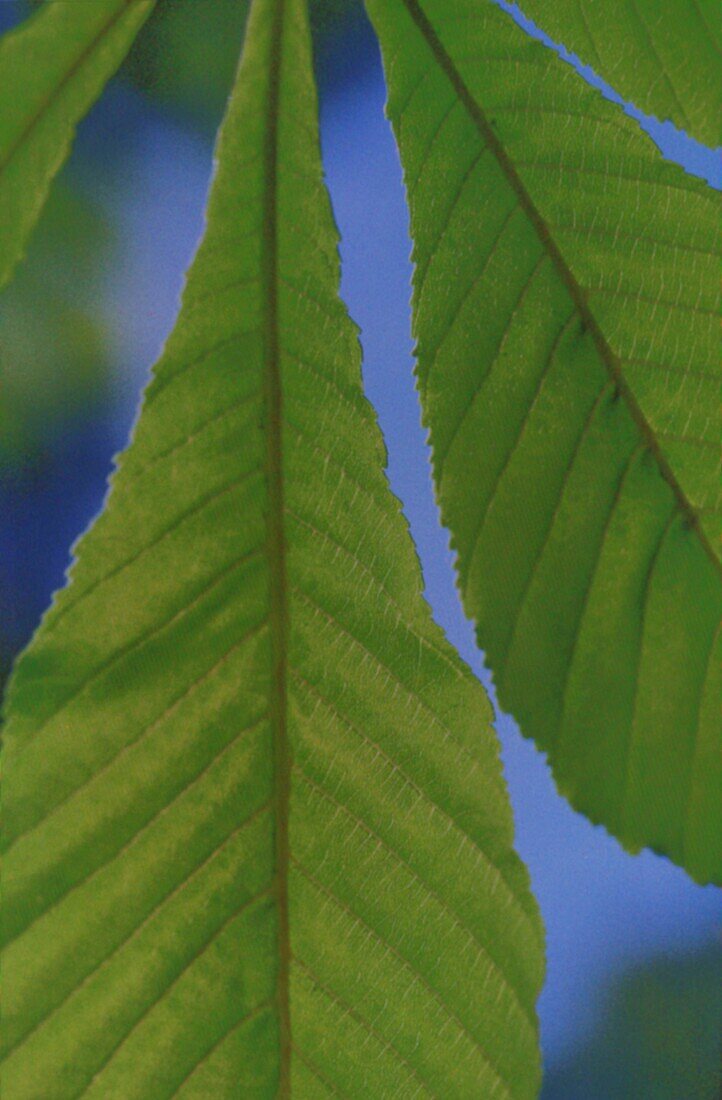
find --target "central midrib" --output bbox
[399,0,722,584]
[261,0,292,1093]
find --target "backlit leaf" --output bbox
[1,0,543,1095]
[518,0,722,147]
[366,0,722,884]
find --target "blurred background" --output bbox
[1,0,720,1094]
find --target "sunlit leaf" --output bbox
[1,0,543,1095]
[517,0,722,147]
[366,0,722,883]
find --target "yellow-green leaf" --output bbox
[1,0,543,1095]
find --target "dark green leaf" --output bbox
[366,0,722,883]
[0,0,154,291]
[519,0,722,147]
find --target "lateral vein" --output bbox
[399,0,722,582]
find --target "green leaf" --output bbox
[365,0,722,884]
[1,0,543,1095]
[0,0,155,292]
[517,0,722,148]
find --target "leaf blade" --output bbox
[517,0,722,147]
[1,0,544,1094]
[0,0,155,292]
[366,0,722,883]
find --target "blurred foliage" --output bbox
[121,0,361,132]
[120,0,250,131]
[0,180,114,472]
[544,943,722,1099]
[5,0,362,140]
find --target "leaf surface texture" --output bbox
[518,0,722,147]
[366,0,722,883]
[0,0,154,291]
[0,0,543,1095]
